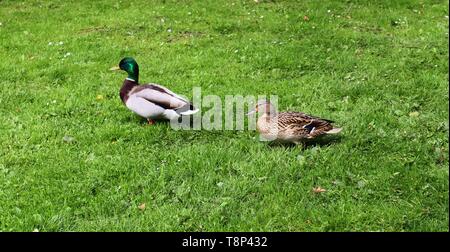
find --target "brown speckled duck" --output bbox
[247,99,342,144]
[110,57,198,124]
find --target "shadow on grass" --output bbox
[127,115,194,126]
[125,116,343,150]
[267,135,343,150]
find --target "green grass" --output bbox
[0,0,448,231]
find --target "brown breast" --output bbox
[119,79,138,103]
[256,115,273,134]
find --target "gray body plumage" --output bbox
[120,79,198,121]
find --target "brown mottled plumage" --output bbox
[249,100,342,144]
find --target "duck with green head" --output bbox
[111,57,198,124]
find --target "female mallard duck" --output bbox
[110,57,198,124]
[247,100,342,144]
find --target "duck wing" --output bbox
[280,111,334,123]
[277,112,334,137]
[130,84,191,111]
[147,83,191,104]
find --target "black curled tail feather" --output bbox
[175,103,197,115]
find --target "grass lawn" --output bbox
[0,0,448,231]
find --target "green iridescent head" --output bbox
[111,57,139,82]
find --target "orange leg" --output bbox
[147,118,155,125]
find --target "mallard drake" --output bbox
[247,100,342,144]
[110,57,198,124]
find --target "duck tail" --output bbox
[326,127,342,134]
[176,103,199,115]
